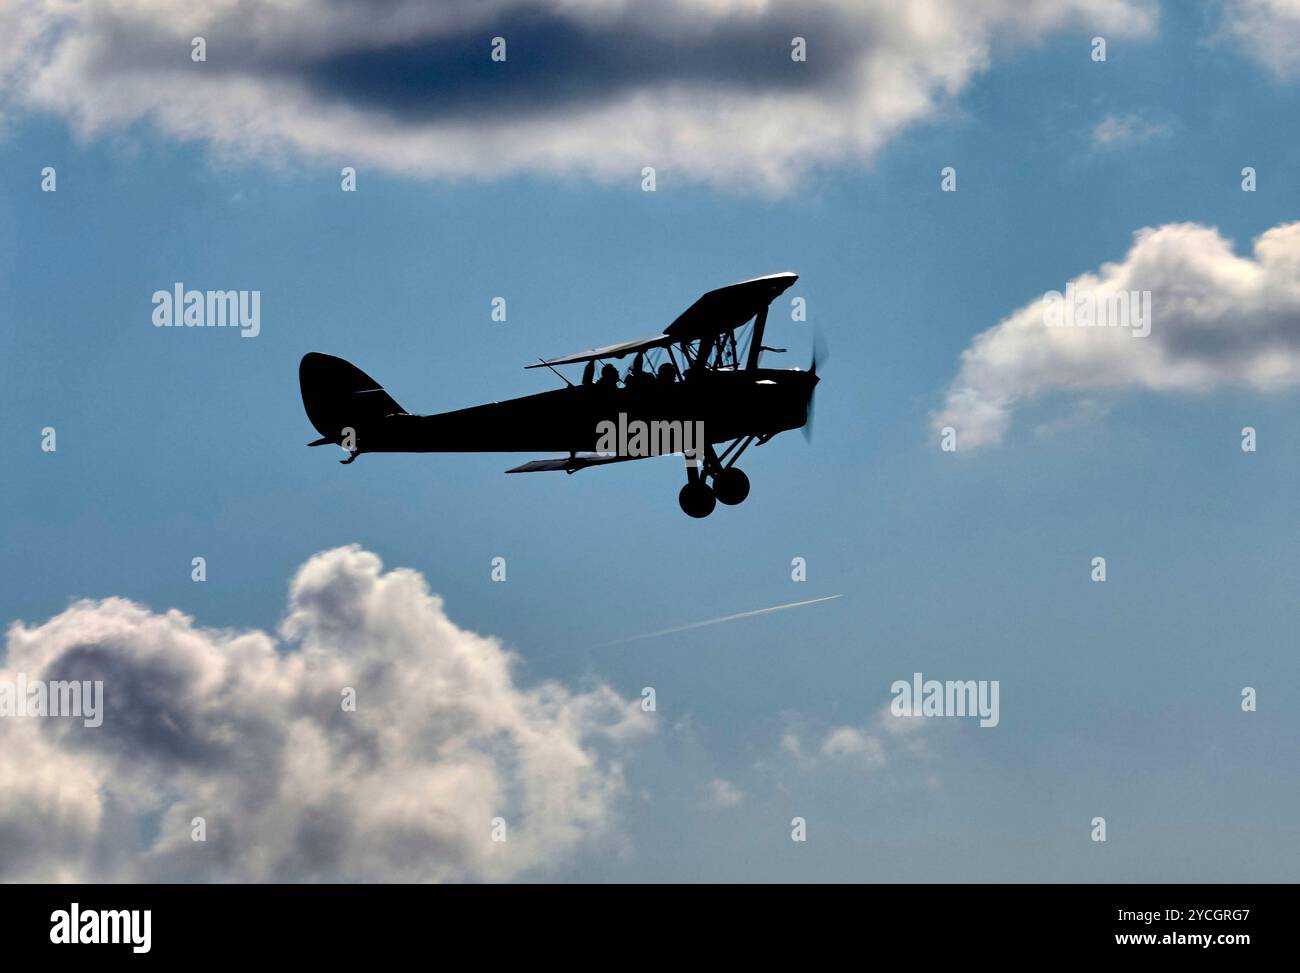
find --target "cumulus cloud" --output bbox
[1220,0,1300,78]
[0,0,1157,191]
[777,703,933,774]
[0,545,651,882]
[933,221,1300,449]
[820,725,887,766]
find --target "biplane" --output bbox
[299,272,821,517]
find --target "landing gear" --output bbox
[677,437,757,516]
[679,480,717,518]
[713,467,750,505]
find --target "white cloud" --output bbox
[1220,0,1300,78]
[702,777,745,809]
[820,726,887,766]
[933,221,1300,449]
[0,545,651,882]
[804,703,935,771]
[1090,111,1172,148]
[0,0,1157,191]
[779,731,804,758]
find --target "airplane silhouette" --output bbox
[300,272,821,517]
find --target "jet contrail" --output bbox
[597,594,843,647]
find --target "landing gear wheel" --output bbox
[713,467,750,505]
[678,481,717,518]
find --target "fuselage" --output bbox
[312,367,816,455]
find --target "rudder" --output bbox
[299,352,408,443]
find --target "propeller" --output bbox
[802,325,827,442]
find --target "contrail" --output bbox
[597,594,843,647]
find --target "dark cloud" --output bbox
[0,0,1159,190]
[299,11,855,122]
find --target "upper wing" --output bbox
[525,333,672,369]
[664,271,798,342]
[526,271,798,369]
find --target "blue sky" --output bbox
[1,0,1298,881]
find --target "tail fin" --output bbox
[299,353,408,443]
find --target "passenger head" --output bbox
[658,363,676,382]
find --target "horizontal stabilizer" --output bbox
[506,453,645,474]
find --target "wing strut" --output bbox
[745,306,769,370]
